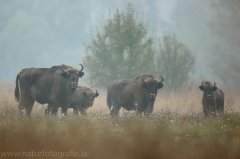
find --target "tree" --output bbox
[82,3,155,87]
[156,33,195,90]
[210,0,240,85]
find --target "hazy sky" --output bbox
[0,0,218,83]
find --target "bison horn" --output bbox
[213,82,216,87]
[201,81,203,86]
[79,64,84,72]
[61,64,67,73]
[159,76,164,83]
[95,90,99,97]
[142,77,147,84]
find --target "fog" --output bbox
[0,0,238,85]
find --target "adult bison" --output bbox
[199,81,224,117]
[107,74,164,116]
[15,64,84,116]
[67,86,99,115]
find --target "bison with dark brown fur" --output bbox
[67,86,99,115]
[199,81,224,117]
[107,74,164,116]
[15,64,84,116]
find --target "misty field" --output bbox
[1,82,240,159]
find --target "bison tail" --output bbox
[15,74,20,102]
[107,89,112,110]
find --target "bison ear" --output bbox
[158,82,163,89]
[213,86,217,91]
[79,72,84,78]
[61,72,68,78]
[199,86,204,91]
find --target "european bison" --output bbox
[15,64,84,116]
[107,74,164,116]
[67,86,99,115]
[199,81,224,117]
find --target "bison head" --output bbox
[61,64,84,89]
[199,81,217,99]
[83,90,99,107]
[142,76,164,101]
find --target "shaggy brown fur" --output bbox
[107,74,163,116]
[64,86,99,115]
[15,64,84,116]
[199,81,224,117]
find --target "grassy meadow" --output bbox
[0,82,240,159]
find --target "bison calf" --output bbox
[199,81,224,117]
[45,86,99,115]
[68,86,99,115]
[107,74,164,116]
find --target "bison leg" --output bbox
[80,108,87,115]
[110,108,120,117]
[51,106,59,116]
[143,110,151,116]
[136,103,144,116]
[136,109,143,116]
[210,105,217,117]
[144,105,154,116]
[61,107,68,116]
[25,97,35,116]
[73,107,79,115]
[18,102,25,115]
[110,101,121,117]
[45,104,52,115]
[203,108,211,117]
[110,105,121,117]
[18,93,27,115]
[202,103,210,117]
[203,109,208,117]
[216,98,224,113]
[220,98,224,113]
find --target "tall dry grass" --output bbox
[0,82,240,159]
